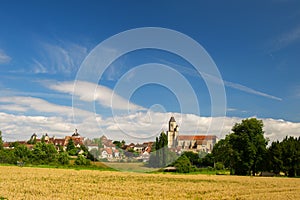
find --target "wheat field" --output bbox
[0,166,299,200]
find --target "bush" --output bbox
[0,149,16,164]
[74,155,91,166]
[68,149,78,156]
[215,162,224,170]
[57,152,70,165]
[173,155,192,173]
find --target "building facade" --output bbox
[166,116,217,153]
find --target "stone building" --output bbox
[166,116,217,153]
[167,116,179,148]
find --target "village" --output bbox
[2,117,218,163]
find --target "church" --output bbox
[166,116,218,153]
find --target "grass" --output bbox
[1,161,114,171]
[105,162,158,173]
[0,165,299,199]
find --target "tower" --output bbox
[167,116,179,148]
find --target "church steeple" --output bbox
[167,116,179,148]
[169,116,176,131]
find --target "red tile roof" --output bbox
[178,135,216,140]
[105,148,113,155]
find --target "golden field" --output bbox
[0,166,299,200]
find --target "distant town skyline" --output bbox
[0,1,300,142]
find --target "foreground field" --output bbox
[0,166,299,200]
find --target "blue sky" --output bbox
[0,0,300,142]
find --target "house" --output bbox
[100,135,115,148]
[99,147,121,160]
[113,149,120,158]
[133,144,144,153]
[53,138,67,146]
[3,142,11,149]
[100,148,113,159]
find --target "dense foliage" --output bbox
[212,118,300,177]
[172,118,299,176]
[148,131,177,168]
[0,131,91,166]
[173,155,192,173]
[266,136,300,177]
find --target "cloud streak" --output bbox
[156,58,282,101]
[33,41,88,74]
[0,49,11,64]
[270,25,300,52]
[223,80,282,101]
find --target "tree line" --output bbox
[148,118,300,176]
[0,131,92,166]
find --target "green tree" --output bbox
[14,144,32,163]
[229,118,268,175]
[149,131,169,167]
[173,155,192,173]
[121,140,125,147]
[201,153,214,167]
[181,151,201,167]
[280,136,300,177]
[32,142,57,164]
[75,155,91,166]
[113,141,122,148]
[66,139,78,155]
[0,149,16,164]
[57,152,70,165]
[212,135,235,171]
[80,144,95,160]
[0,131,3,150]
[267,140,283,174]
[67,139,76,151]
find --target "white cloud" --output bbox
[0,112,75,141]
[0,96,95,120]
[101,113,300,143]
[47,80,145,111]
[270,25,300,51]
[32,59,48,74]
[0,96,72,115]
[1,108,299,143]
[0,49,11,64]
[224,80,282,101]
[33,41,88,74]
[0,104,28,112]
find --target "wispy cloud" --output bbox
[157,58,282,101]
[0,49,11,64]
[270,25,300,52]
[33,41,88,74]
[32,59,48,74]
[224,80,282,101]
[47,80,145,111]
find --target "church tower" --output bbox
[167,116,179,148]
